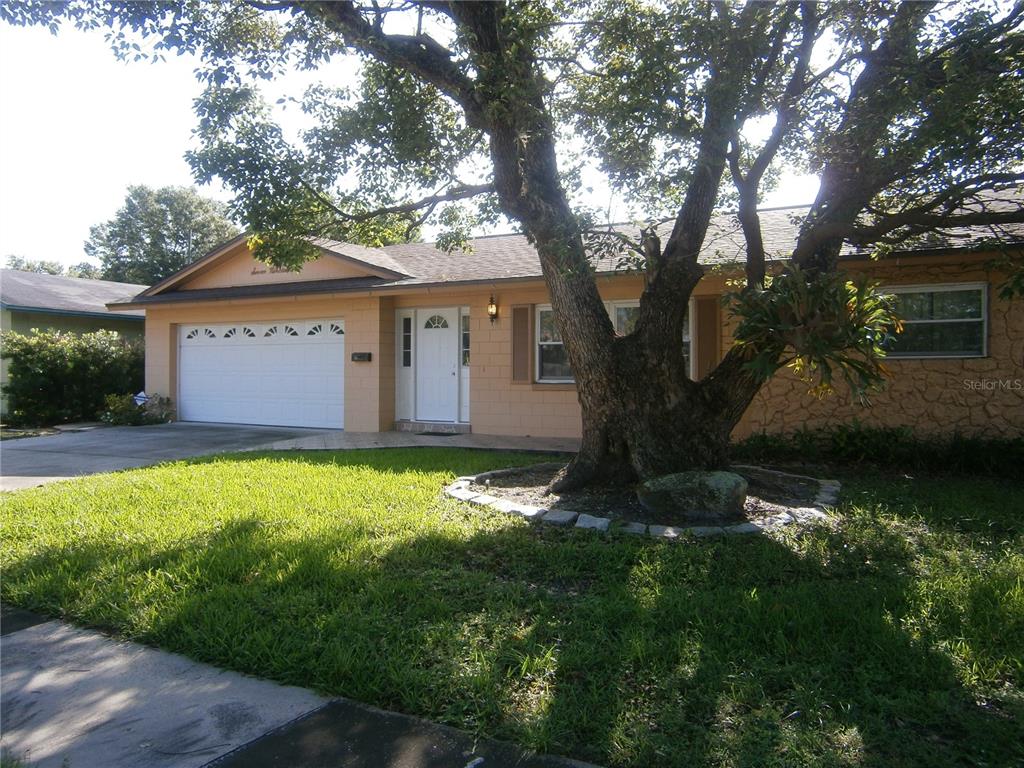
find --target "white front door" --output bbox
[415,308,459,421]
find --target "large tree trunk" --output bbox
[450,2,769,491]
[550,333,763,492]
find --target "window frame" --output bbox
[535,300,696,383]
[460,311,471,367]
[401,315,413,368]
[883,282,988,360]
[535,304,575,383]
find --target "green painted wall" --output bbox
[5,311,143,337]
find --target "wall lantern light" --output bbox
[487,295,499,324]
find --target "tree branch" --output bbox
[582,228,646,258]
[731,2,819,287]
[823,205,1024,248]
[305,181,495,223]
[296,1,486,127]
[792,2,938,272]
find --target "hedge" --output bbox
[731,423,1023,477]
[1,329,144,426]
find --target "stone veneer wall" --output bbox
[732,258,1023,439]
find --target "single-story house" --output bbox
[1,269,147,416]
[108,205,1024,439]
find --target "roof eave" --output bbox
[3,303,145,320]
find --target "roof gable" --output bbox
[142,236,410,297]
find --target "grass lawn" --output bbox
[1,448,1022,767]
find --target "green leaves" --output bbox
[728,266,902,402]
[84,185,239,284]
[0,329,144,426]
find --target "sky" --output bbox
[0,20,821,269]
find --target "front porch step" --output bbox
[394,420,471,435]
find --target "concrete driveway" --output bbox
[0,423,329,491]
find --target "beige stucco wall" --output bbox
[183,250,371,289]
[397,284,588,438]
[388,274,724,438]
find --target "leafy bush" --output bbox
[732,423,1023,477]
[1,330,143,426]
[727,267,901,401]
[100,393,175,426]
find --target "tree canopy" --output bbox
[5,0,1022,483]
[5,255,103,279]
[82,185,241,285]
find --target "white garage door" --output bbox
[178,319,345,428]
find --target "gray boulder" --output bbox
[637,471,748,524]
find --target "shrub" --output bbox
[100,393,175,426]
[732,423,1023,477]
[1,330,143,426]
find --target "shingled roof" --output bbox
[119,195,1024,307]
[1,269,146,318]
[376,205,821,286]
[375,199,1024,287]
[307,237,411,278]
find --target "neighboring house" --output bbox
[1,269,148,416]
[108,206,1024,439]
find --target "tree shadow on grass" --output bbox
[836,468,1024,538]
[3,452,1022,768]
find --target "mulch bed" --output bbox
[470,462,821,527]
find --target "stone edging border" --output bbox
[444,463,841,539]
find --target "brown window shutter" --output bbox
[693,296,721,380]
[511,305,533,382]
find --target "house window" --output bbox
[402,316,412,368]
[886,283,986,358]
[461,314,470,366]
[682,313,691,375]
[537,302,694,382]
[425,314,448,329]
[613,304,639,335]
[536,306,573,382]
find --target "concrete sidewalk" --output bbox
[0,607,596,768]
[0,607,326,768]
